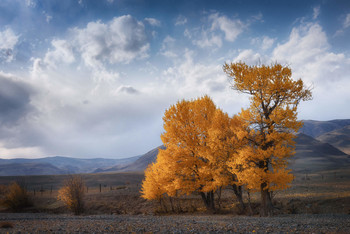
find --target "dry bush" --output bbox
[0,221,14,229]
[1,182,31,211]
[57,175,85,215]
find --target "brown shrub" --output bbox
[0,221,14,228]
[1,182,31,211]
[57,175,85,215]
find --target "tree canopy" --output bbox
[223,62,312,216]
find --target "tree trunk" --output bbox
[216,187,222,210]
[232,184,245,211]
[247,190,253,216]
[159,198,167,213]
[260,182,273,216]
[200,191,215,212]
[169,197,175,212]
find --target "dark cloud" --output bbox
[0,74,34,126]
[117,85,139,94]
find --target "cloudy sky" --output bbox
[0,0,349,159]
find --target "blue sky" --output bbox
[0,0,349,159]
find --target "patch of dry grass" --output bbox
[1,170,349,215]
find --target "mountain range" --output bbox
[1,119,350,176]
[0,156,140,176]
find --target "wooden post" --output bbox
[99,184,102,193]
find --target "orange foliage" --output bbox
[142,62,311,215]
[57,175,85,215]
[1,182,31,211]
[141,96,242,210]
[223,62,312,215]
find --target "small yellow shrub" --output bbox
[1,182,31,211]
[57,175,85,215]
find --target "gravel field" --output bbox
[1,213,350,233]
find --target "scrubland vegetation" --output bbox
[0,170,349,232]
[0,169,349,216]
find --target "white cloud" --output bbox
[0,28,19,62]
[252,36,275,50]
[144,18,161,27]
[209,13,245,42]
[261,36,275,50]
[30,58,45,77]
[0,144,44,159]
[271,22,350,119]
[251,12,263,23]
[233,49,263,65]
[185,13,248,49]
[44,39,75,69]
[175,15,187,26]
[160,36,178,58]
[161,49,248,116]
[71,15,149,67]
[164,49,225,95]
[334,12,350,36]
[344,13,350,28]
[313,6,320,20]
[25,0,36,8]
[273,23,331,82]
[34,15,149,82]
[43,11,53,23]
[192,30,222,48]
[0,28,19,51]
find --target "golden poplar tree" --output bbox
[223,62,312,216]
[141,96,241,211]
[161,96,217,210]
[206,110,246,209]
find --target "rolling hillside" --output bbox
[98,134,350,174]
[290,133,350,172]
[0,156,140,176]
[0,163,66,176]
[95,145,165,173]
[299,119,350,138]
[317,125,350,155]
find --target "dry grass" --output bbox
[0,170,349,215]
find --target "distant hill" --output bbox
[2,119,350,176]
[317,125,350,155]
[0,156,140,176]
[95,145,165,173]
[290,133,350,172]
[97,133,350,174]
[300,119,350,138]
[0,163,67,176]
